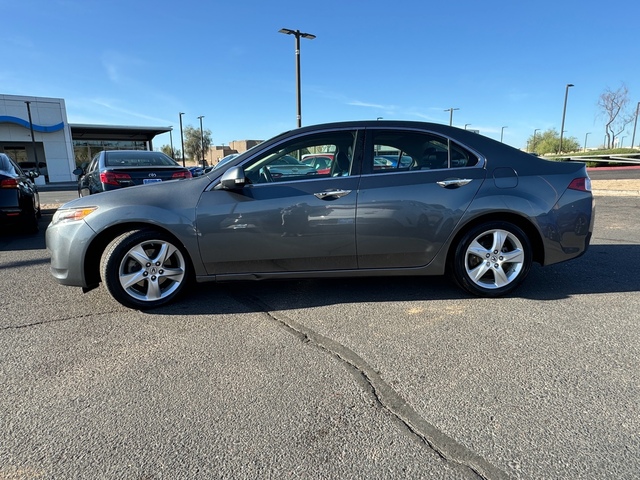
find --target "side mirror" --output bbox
[217,166,247,190]
[73,167,84,176]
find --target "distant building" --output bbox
[229,139,262,153]
[206,139,263,165]
[1,93,170,184]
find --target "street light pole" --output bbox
[532,129,540,152]
[279,28,316,128]
[501,126,508,143]
[197,115,205,167]
[169,127,174,159]
[179,112,185,167]
[631,101,640,149]
[584,132,591,152]
[24,101,40,175]
[444,107,459,126]
[559,83,574,153]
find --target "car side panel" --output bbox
[195,176,360,274]
[355,168,486,268]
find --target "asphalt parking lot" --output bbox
[1,171,639,479]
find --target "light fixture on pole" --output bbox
[559,83,574,153]
[197,116,205,168]
[631,101,640,149]
[179,112,185,167]
[584,132,591,152]
[444,107,459,126]
[279,28,316,128]
[501,126,508,143]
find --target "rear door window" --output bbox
[364,130,479,174]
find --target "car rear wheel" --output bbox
[452,221,532,297]
[100,229,190,309]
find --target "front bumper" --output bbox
[46,219,97,288]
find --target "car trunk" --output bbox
[104,166,189,187]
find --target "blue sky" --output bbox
[2,0,639,151]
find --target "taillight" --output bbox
[1,178,19,189]
[172,171,192,179]
[100,171,132,186]
[568,177,592,192]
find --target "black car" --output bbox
[0,153,41,233]
[74,150,192,197]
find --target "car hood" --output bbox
[67,175,206,206]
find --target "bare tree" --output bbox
[598,83,634,149]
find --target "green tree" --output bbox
[160,144,181,161]
[528,128,580,155]
[183,125,212,166]
[597,83,635,149]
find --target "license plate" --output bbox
[143,178,162,184]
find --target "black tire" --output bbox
[451,221,532,297]
[22,206,39,234]
[100,229,191,309]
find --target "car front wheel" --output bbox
[100,229,190,309]
[452,221,532,297]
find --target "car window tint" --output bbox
[244,131,357,184]
[0,154,20,175]
[0,154,9,172]
[88,156,99,173]
[105,152,177,167]
[368,131,478,173]
[450,142,479,168]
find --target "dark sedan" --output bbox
[47,121,594,309]
[0,153,41,233]
[74,150,191,197]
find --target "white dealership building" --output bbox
[0,94,170,184]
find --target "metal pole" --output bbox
[631,101,640,149]
[559,83,574,153]
[501,126,508,143]
[532,129,540,152]
[198,116,205,167]
[444,108,459,126]
[279,28,315,128]
[24,101,40,174]
[179,112,185,167]
[294,33,302,128]
[169,127,174,159]
[584,132,591,152]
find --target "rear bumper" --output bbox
[539,192,594,266]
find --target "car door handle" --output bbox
[436,178,472,188]
[314,189,352,200]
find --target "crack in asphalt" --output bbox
[237,292,510,480]
[0,311,116,330]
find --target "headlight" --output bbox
[51,207,98,225]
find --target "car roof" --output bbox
[270,120,575,176]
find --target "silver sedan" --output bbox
[47,121,594,309]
